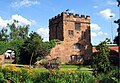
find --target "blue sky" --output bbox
[0,0,119,45]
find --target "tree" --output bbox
[20,32,43,67]
[114,27,119,45]
[36,39,60,61]
[0,40,24,63]
[0,28,8,41]
[44,39,60,52]
[0,41,9,54]
[8,40,24,63]
[7,20,29,40]
[92,38,112,74]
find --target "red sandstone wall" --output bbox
[48,12,92,63]
[92,45,118,52]
[0,54,4,64]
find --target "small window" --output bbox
[68,30,74,36]
[71,55,77,61]
[89,29,90,34]
[75,23,80,30]
[74,43,81,50]
[84,32,86,38]
[82,31,85,39]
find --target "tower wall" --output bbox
[49,13,64,41]
[48,12,92,63]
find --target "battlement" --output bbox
[49,12,90,22]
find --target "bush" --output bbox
[93,66,119,83]
[31,69,95,83]
[2,65,21,74]
[2,65,22,83]
[0,72,7,83]
[95,73,119,83]
[0,64,118,83]
[19,68,30,82]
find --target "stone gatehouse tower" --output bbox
[48,12,92,63]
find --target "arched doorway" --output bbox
[4,50,15,64]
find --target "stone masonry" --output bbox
[47,12,92,64]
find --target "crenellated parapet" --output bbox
[49,12,90,22]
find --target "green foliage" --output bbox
[92,38,119,82]
[1,65,119,83]
[44,39,60,51]
[0,41,8,54]
[22,32,43,55]
[0,22,59,64]
[44,70,95,83]
[36,39,60,61]
[20,32,44,65]
[20,32,60,65]
[8,40,24,63]
[0,20,28,63]
[0,40,24,63]
[95,69,119,83]
[92,38,112,74]
[0,65,96,83]
[0,72,7,83]
[2,65,21,82]
[0,28,8,41]
[114,36,119,45]
[113,27,119,45]
[7,20,29,40]
[61,64,79,68]
[19,68,29,82]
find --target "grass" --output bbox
[4,59,13,63]
[60,64,91,68]
[60,64,79,68]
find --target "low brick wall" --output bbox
[0,54,4,64]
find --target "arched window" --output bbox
[71,55,77,61]
[73,43,81,50]
[75,23,80,30]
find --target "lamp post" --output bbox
[110,15,113,43]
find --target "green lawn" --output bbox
[4,59,13,63]
[60,64,79,68]
[60,64,91,68]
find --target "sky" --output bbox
[0,0,119,45]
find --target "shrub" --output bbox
[93,67,119,83]
[33,69,96,83]
[32,72,50,83]
[0,72,7,83]
[2,65,21,74]
[2,65,22,83]
[19,68,30,82]
[0,65,96,83]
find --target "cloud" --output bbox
[91,32,97,37]
[107,1,117,5]
[91,31,108,37]
[98,31,103,35]
[104,33,108,35]
[98,31,108,36]
[93,6,98,8]
[100,9,115,19]
[10,0,40,8]
[12,14,32,25]
[0,14,35,28]
[37,28,49,41]
[0,17,9,27]
[90,24,101,31]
